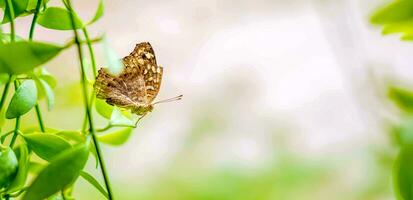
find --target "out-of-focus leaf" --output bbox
[110,107,134,127]
[388,86,413,113]
[6,80,37,119]
[28,162,45,174]
[371,0,413,25]
[23,144,89,200]
[95,98,113,119]
[23,133,72,161]
[0,41,62,74]
[2,0,29,23]
[79,171,109,199]
[103,38,123,75]
[98,127,133,146]
[35,78,55,110]
[88,0,104,25]
[26,0,49,12]
[394,146,413,200]
[1,34,25,43]
[0,145,18,189]
[37,7,84,30]
[7,144,29,193]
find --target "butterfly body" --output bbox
[94,42,163,116]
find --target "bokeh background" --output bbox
[6,0,413,199]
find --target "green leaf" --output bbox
[2,0,30,23]
[79,171,109,199]
[103,38,123,75]
[35,78,55,110]
[7,144,29,193]
[110,107,134,127]
[23,144,89,200]
[27,0,49,12]
[394,146,413,200]
[0,145,18,189]
[37,7,84,30]
[0,41,63,74]
[23,133,72,161]
[98,127,133,146]
[371,0,413,24]
[28,162,45,174]
[55,130,85,143]
[1,33,25,43]
[88,0,104,25]
[388,86,413,113]
[95,98,113,119]
[6,80,37,119]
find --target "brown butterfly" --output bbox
[94,42,182,124]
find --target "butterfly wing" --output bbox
[94,42,163,110]
[128,42,163,103]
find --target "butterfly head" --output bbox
[132,105,154,116]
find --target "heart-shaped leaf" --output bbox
[37,7,84,30]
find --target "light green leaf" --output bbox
[98,127,133,146]
[80,171,109,199]
[28,162,45,174]
[7,144,29,193]
[95,98,113,119]
[37,7,84,30]
[88,0,104,25]
[388,86,413,113]
[110,107,134,127]
[1,33,25,43]
[23,144,89,200]
[55,130,85,143]
[23,133,72,161]
[2,0,29,23]
[35,78,55,110]
[26,0,49,12]
[0,41,63,74]
[371,0,413,24]
[103,38,123,75]
[394,146,413,200]
[6,80,37,119]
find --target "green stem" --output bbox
[29,0,46,133]
[28,0,42,39]
[65,1,114,199]
[82,28,98,77]
[9,81,20,148]
[5,0,15,41]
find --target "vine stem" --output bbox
[28,0,46,133]
[4,0,21,149]
[65,0,114,199]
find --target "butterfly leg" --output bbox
[134,113,147,127]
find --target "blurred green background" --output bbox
[5,0,411,199]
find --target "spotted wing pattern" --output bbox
[94,42,163,110]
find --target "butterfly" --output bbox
[94,42,182,124]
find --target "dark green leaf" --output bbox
[6,80,37,119]
[394,146,413,199]
[0,145,18,189]
[371,0,413,24]
[23,144,89,200]
[98,127,133,146]
[7,144,29,193]
[80,171,109,199]
[95,98,113,119]
[37,7,84,30]
[88,0,104,25]
[23,133,72,161]
[0,41,63,74]
[2,0,29,23]
[388,86,413,113]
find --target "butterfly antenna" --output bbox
[152,95,183,105]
